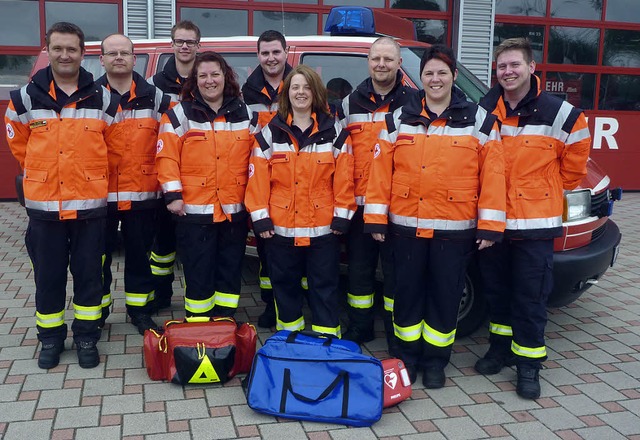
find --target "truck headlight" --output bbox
[563,190,591,222]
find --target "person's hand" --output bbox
[477,239,494,250]
[372,233,385,242]
[167,199,186,216]
[259,230,275,239]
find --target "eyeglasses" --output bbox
[173,39,199,47]
[103,51,133,58]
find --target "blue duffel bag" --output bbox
[245,330,384,427]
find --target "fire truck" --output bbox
[4,6,622,335]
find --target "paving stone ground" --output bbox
[0,193,639,439]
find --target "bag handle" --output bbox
[280,368,349,418]
[164,316,236,330]
[285,330,336,347]
[184,316,235,324]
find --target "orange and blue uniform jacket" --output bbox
[337,71,416,207]
[479,74,591,239]
[364,87,506,241]
[156,93,257,224]
[96,71,171,211]
[245,111,356,246]
[5,66,122,221]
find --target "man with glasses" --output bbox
[148,21,201,310]
[97,33,171,335]
[241,30,293,329]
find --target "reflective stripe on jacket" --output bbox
[364,87,506,241]
[156,94,257,224]
[480,75,591,239]
[97,71,171,211]
[5,66,121,221]
[337,72,416,206]
[245,111,356,246]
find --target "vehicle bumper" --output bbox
[550,219,622,307]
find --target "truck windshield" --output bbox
[400,47,488,104]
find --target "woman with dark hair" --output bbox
[245,65,356,337]
[364,45,506,387]
[156,51,257,317]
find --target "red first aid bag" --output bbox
[382,358,412,407]
[143,316,257,385]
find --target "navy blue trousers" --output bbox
[477,238,554,366]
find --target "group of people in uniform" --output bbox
[5,19,591,401]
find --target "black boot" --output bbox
[422,366,446,389]
[343,307,375,344]
[213,305,236,318]
[153,283,174,310]
[38,342,65,369]
[257,301,276,328]
[475,335,515,375]
[131,313,161,336]
[382,312,401,357]
[76,340,100,369]
[516,365,541,399]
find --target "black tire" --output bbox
[456,258,488,337]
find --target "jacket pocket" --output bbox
[83,120,105,133]
[447,187,479,221]
[84,167,107,182]
[450,140,478,152]
[141,163,157,176]
[515,185,555,220]
[270,193,291,210]
[516,186,551,201]
[236,174,248,186]
[182,175,207,187]
[393,137,417,166]
[395,136,415,147]
[229,132,253,174]
[24,168,48,183]
[314,154,337,188]
[270,154,291,187]
[270,154,290,165]
[311,194,333,210]
[522,138,556,151]
[391,180,410,198]
[314,154,335,166]
[137,119,158,133]
[447,188,478,202]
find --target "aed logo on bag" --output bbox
[382,358,412,407]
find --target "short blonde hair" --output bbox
[494,37,533,63]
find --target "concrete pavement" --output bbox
[0,194,639,440]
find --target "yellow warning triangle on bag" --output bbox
[189,355,220,383]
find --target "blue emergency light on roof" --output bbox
[324,6,417,40]
[324,7,376,36]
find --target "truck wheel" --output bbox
[456,261,488,337]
